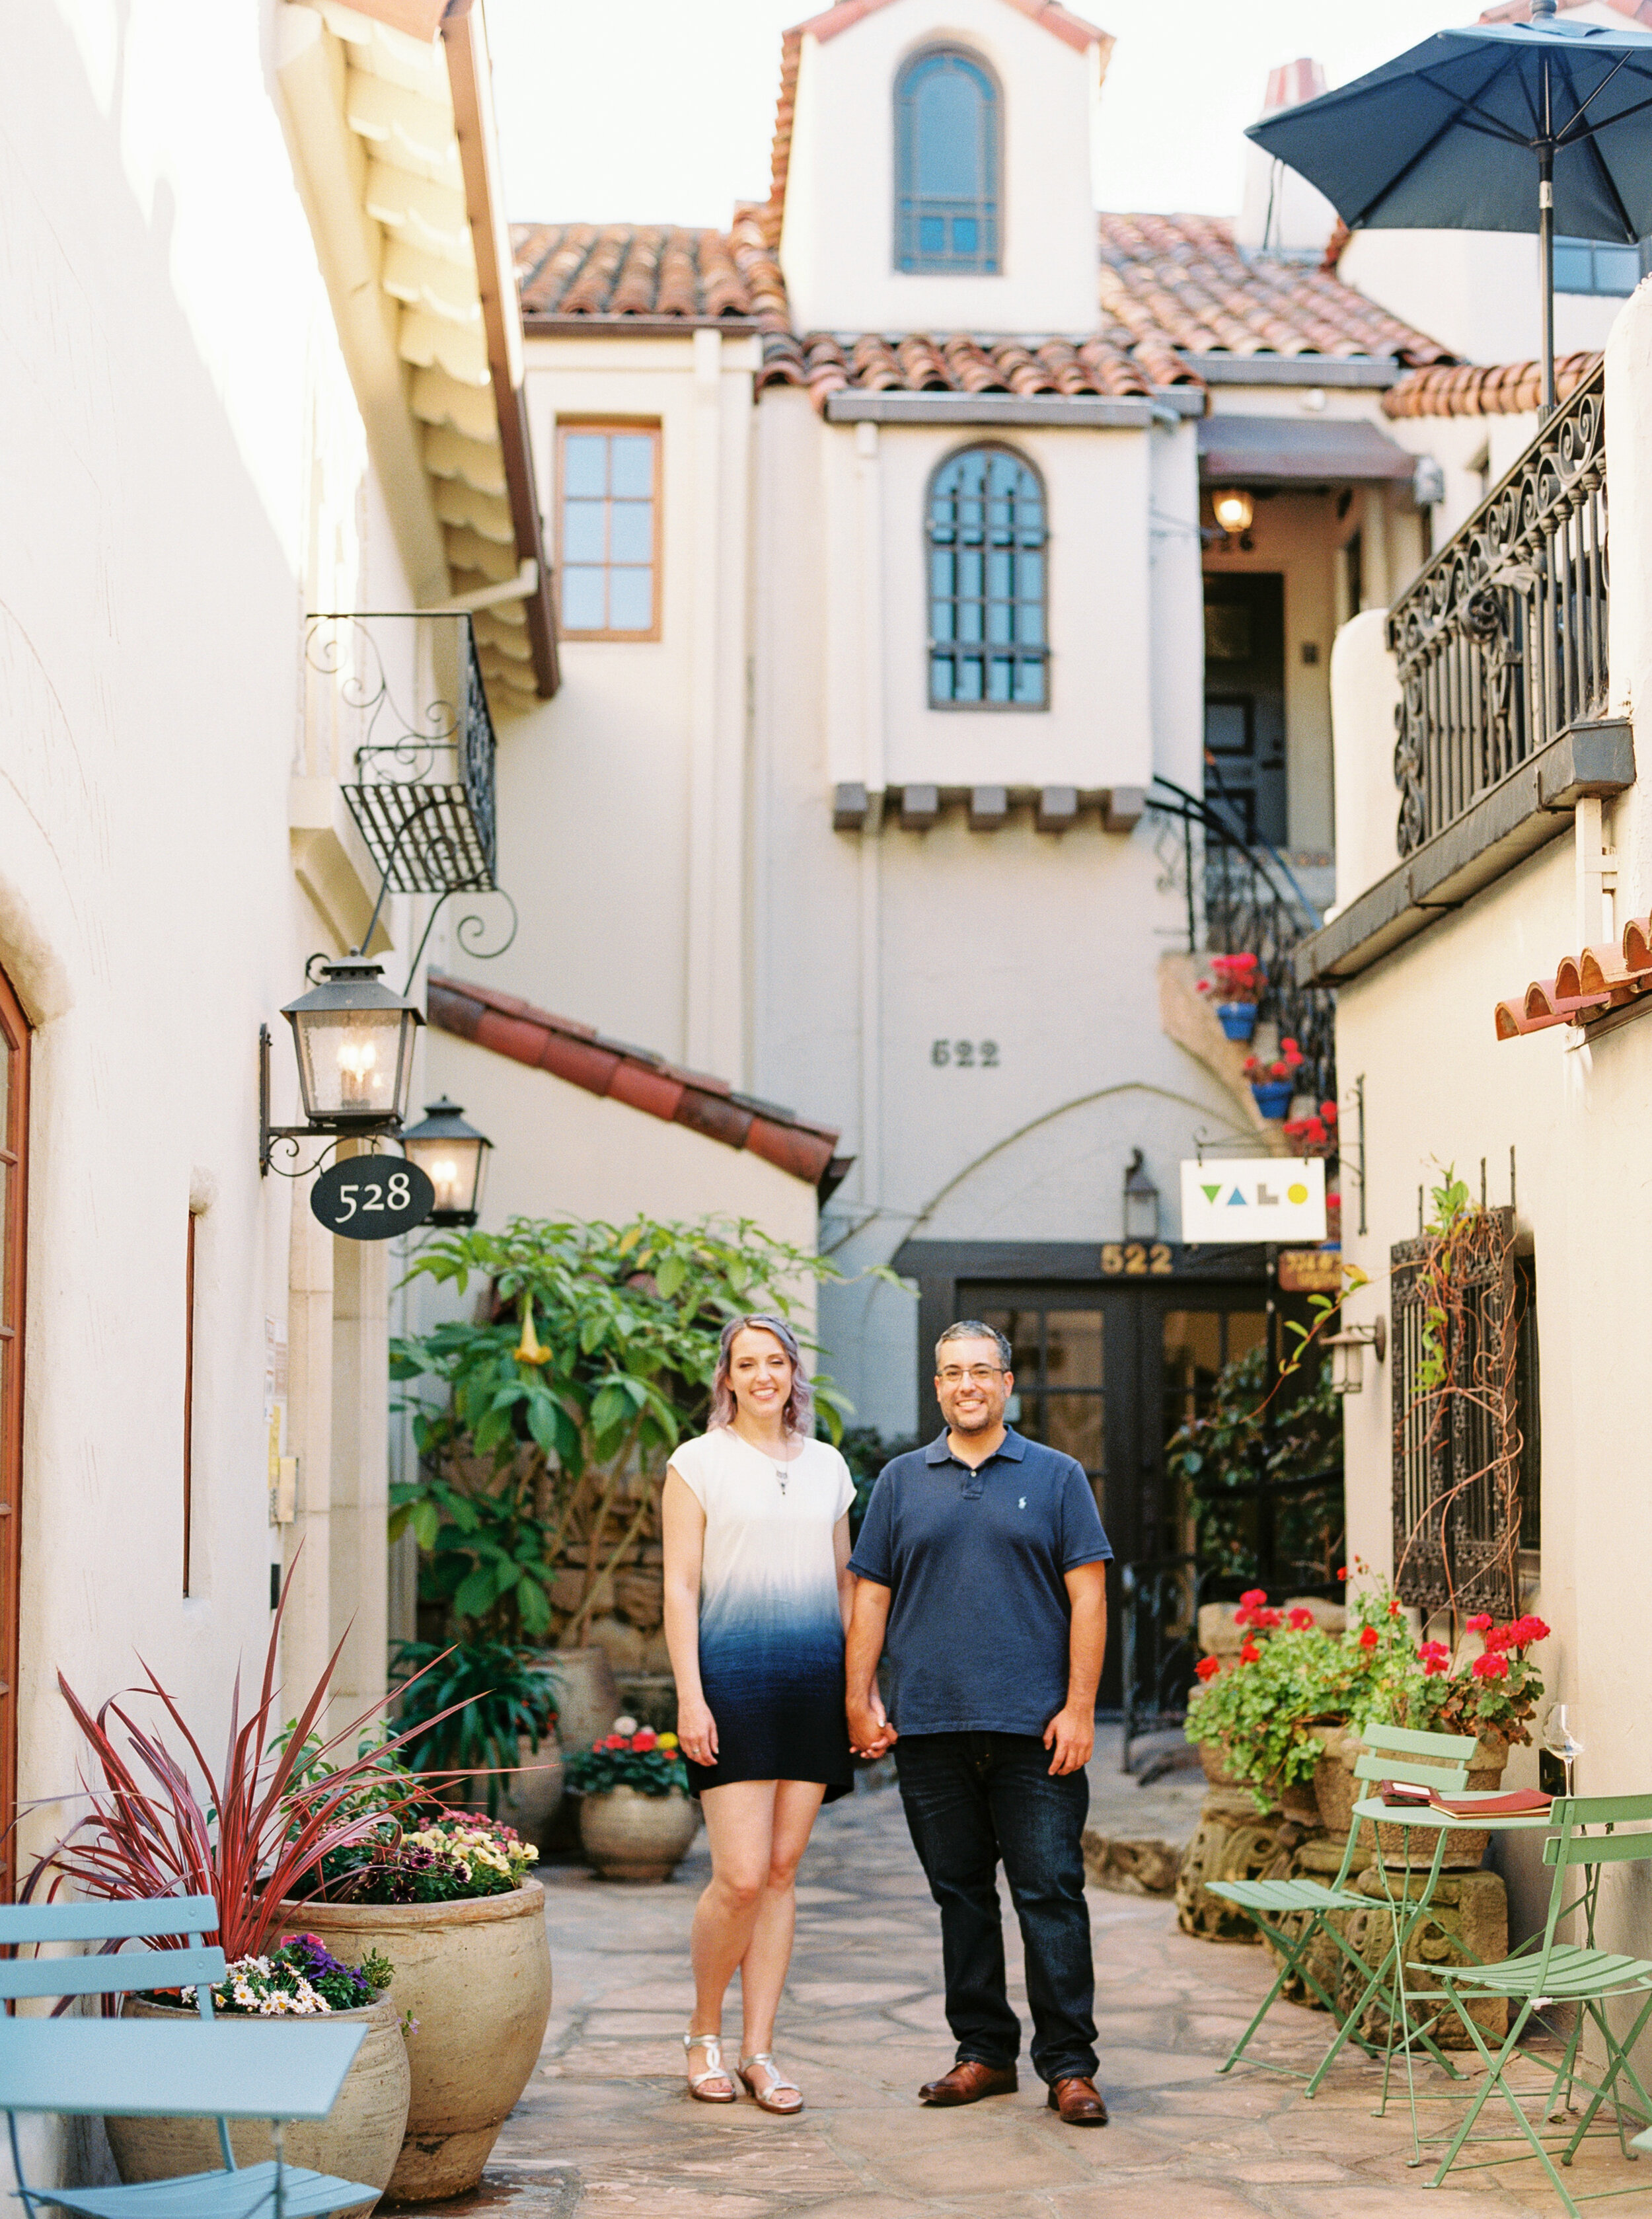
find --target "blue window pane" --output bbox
[913,61,983,199]
[987,656,1014,703]
[1595,244,1640,294]
[1020,551,1045,601]
[952,217,978,256]
[987,550,1012,603]
[1553,239,1593,292]
[927,445,1047,709]
[609,500,653,563]
[611,435,654,497]
[919,215,946,256]
[956,656,983,701]
[609,568,654,630]
[1016,659,1046,705]
[562,500,606,563]
[563,434,607,497]
[1020,603,1045,648]
[562,567,605,630]
[931,655,955,701]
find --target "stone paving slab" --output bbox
[392,1735,1652,2217]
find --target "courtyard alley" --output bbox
[415,1743,1652,2219]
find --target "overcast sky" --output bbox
[487,0,1480,228]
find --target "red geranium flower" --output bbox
[1239,1641,1262,1665]
[1239,1589,1267,1606]
[1472,1653,1509,1681]
[631,1728,658,1751]
[1388,1599,1402,1616]
[1195,1657,1221,1682]
[1320,1101,1338,1123]
[1359,1626,1379,1651]
[603,1733,626,1749]
[1287,1606,1316,1630]
[1466,1613,1493,1633]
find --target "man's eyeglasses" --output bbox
[937,1365,1006,1386]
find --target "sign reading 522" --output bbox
[310,1155,434,1240]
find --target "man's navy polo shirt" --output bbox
[848,1427,1112,1738]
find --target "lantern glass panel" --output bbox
[405,1134,487,1220]
[292,1006,418,1124]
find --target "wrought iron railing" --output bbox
[1388,359,1606,858]
[1150,777,1335,1106]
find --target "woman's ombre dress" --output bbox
[669,1428,856,1801]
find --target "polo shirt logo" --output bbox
[1018,1496,1026,1509]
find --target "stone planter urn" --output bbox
[545,1644,620,1755]
[579,1786,699,1881]
[274,1881,551,2202]
[108,1996,409,2214]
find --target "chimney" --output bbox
[1236,58,1338,257]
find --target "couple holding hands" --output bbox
[661,1313,1113,2125]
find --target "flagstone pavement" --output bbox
[405,1739,1652,2219]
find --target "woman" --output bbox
[662,1314,855,2117]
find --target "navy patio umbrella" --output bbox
[1247,0,1652,414]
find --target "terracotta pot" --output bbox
[109,1996,408,2214]
[274,1881,551,2202]
[579,1786,699,1881]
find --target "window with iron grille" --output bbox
[895,48,1001,274]
[1391,1209,1538,1618]
[926,447,1049,708]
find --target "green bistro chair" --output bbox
[1209,1721,1478,2080]
[0,1895,381,2219]
[1424,1793,1652,2214]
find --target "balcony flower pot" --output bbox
[1217,1001,1259,1043]
[579,1784,700,1881]
[1250,1078,1294,1119]
[109,1994,409,2214]
[272,1881,550,2202]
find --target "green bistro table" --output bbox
[1328,1792,1556,2165]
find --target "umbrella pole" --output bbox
[1540,38,1556,421]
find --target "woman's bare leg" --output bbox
[739,1779,827,2101]
[688,1780,778,2093]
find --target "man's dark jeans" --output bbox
[894,1731,1097,2086]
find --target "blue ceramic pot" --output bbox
[1216,1000,1258,1041]
[1251,1079,1294,1120]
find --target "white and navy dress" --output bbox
[669,1428,856,1802]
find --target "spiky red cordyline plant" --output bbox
[25,1560,459,1962]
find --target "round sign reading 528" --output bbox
[309,1155,434,1240]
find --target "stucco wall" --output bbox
[780,0,1103,337]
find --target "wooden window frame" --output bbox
[554,418,663,642]
[0,970,27,1900]
[184,1211,198,1597]
[1391,1207,1536,1620]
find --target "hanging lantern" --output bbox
[281,956,422,1131]
[400,1096,492,1226]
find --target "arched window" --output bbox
[895,48,1001,274]
[927,447,1048,708]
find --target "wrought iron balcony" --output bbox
[1388,360,1606,856]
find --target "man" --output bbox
[845,1321,1111,2126]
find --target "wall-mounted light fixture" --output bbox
[1326,1316,1388,1396]
[260,954,424,1175]
[1123,1148,1160,1243]
[400,1096,492,1226]
[1211,488,1255,537]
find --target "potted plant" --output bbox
[1244,1036,1305,1119]
[566,1714,698,1881]
[1203,952,1264,1041]
[112,1935,410,2202]
[276,1772,552,2204]
[25,1573,436,2202]
[391,1637,562,1848]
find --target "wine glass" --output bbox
[1542,1704,1584,1798]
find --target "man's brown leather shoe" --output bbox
[1047,2076,1108,2126]
[917,2060,1018,2107]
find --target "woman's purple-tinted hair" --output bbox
[708,1314,813,1436]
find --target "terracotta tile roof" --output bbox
[753,328,1169,406]
[1495,917,1652,1041]
[1094,214,1452,366]
[1384,352,1602,419]
[769,1,1114,215]
[512,215,790,330]
[428,972,847,1193]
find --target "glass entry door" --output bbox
[961,1283,1268,1708]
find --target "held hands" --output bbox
[847,1694,898,1760]
[677,1694,718,1768]
[1043,1702,1094,1776]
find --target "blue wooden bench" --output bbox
[0,1897,383,2219]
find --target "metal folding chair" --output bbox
[1207,1721,1478,2078]
[0,1897,381,2219]
[1423,1793,1652,2215]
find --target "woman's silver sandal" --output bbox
[683,2030,736,2103]
[738,2052,804,2115]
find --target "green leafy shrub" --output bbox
[390,1640,558,1817]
